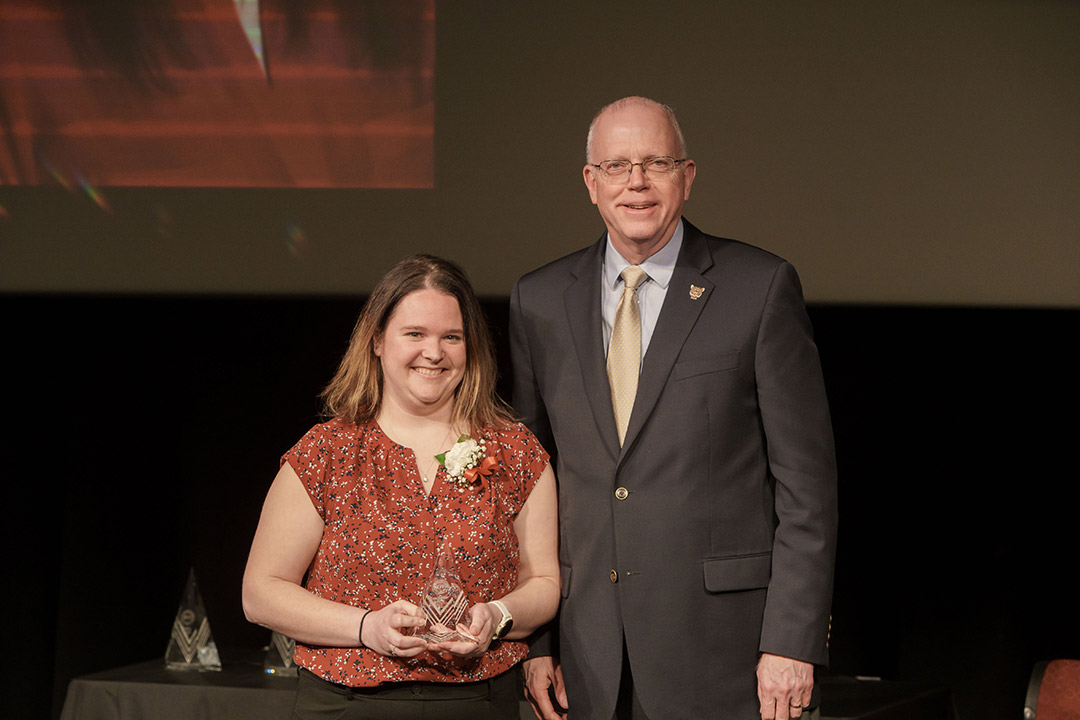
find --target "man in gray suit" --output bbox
[510,97,837,720]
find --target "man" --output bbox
[509,96,837,720]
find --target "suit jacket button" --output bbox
[609,569,618,583]
[615,487,629,500]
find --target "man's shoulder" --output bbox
[677,226,799,293]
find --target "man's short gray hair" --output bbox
[585,96,688,163]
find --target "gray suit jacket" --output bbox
[509,220,838,719]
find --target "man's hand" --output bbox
[757,653,813,720]
[523,656,568,719]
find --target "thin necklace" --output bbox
[419,427,454,485]
[381,417,454,486]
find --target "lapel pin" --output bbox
[689,284,705,300]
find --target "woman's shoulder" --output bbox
[293,417,378,453]
[482,421,547,458]
[483,419,532,442]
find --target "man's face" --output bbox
[583,103,696,259]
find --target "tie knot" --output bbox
[621,265,648,291]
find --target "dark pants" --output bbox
[615,645,651,720]
[293,667,522,720]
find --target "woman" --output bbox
[243,254,559,719]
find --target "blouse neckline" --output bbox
[373,420,449,498]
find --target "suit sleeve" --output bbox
[755,262,838,667]
[509,278,559,659]
[509,278,555,461]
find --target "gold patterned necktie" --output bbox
[608,265,648,446]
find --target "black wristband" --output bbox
[358,610,372,648]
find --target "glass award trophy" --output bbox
[412,551,478,644]
[164,567,222,671]
[263,631,297,676]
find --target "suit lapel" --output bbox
[620,222,715,458]
[564,237,622,456]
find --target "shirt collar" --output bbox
[603,220,684,291]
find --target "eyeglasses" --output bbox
[589,156,688,181]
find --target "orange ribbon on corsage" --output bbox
[464,456,497,492]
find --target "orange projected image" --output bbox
[0,0,434,188]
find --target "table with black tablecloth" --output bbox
[60,661,951,720]
[59,660,296,720]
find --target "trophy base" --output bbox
[414,625,479,645]
[166,643,222,672]
[263,631,298,676]
[165,662,223,673]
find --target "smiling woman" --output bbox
[374,288,466,420]
[241,254,560,719]
[319,254,508,431]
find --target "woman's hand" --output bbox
[429,602,500,658]
[361,600,427,658]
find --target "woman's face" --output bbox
[374,288,466,417]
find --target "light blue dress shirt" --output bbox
[602,220,684,365]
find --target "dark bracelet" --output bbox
[358,610,372,648]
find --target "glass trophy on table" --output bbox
[164,567,222,671]
[411,551,479,644]
[263,631,297,676]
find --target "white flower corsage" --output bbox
[437,435,496,492]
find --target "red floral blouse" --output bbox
[283,417,549,686]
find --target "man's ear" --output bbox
[583,165,600,205]
[682,160,697,201]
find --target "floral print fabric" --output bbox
[283,418,549,687]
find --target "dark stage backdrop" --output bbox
[4,295,1078,720]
